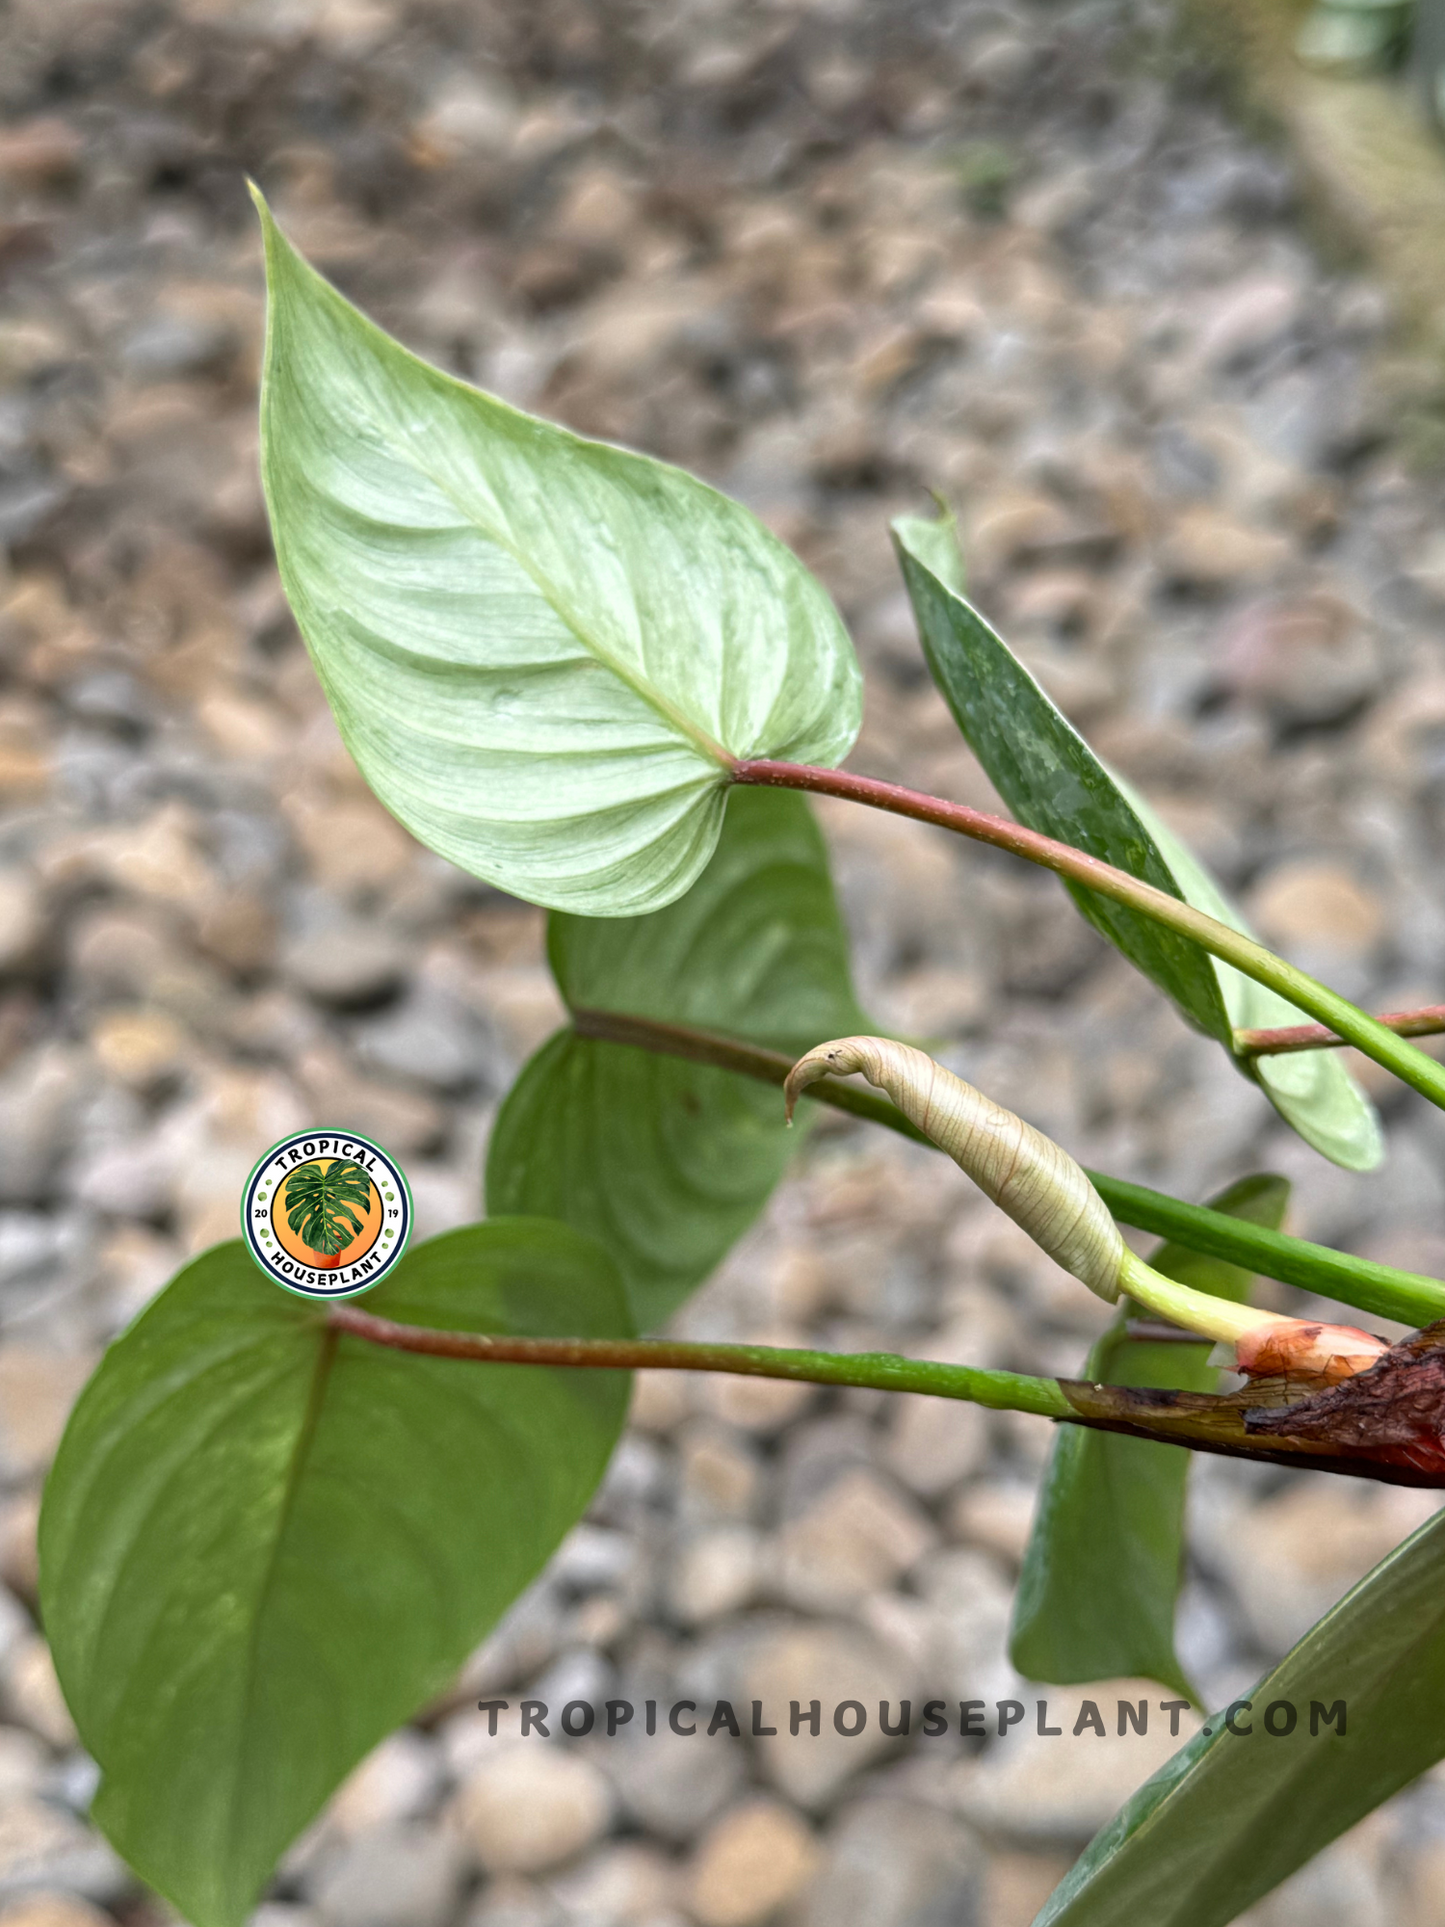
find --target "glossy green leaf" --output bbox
[1036,1502,1445,1927]
[252,188,861,917]
[1011,1175,1290,1700]
[40,1222,631,1927]
[486,786,870,1327]
[892,515,1381,1171]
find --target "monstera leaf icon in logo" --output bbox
[242,1130,412,1298]
[284,1159,374,1267]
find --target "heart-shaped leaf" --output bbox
[1011,1174,1290,1700]
[1036,1501,1445,1926]
[253,189,861,917]
[486,786,871,1327]
[40,1221,632,1927]
[892,512,1381,1171]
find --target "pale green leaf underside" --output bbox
[39,1223,632,1927]
[253,188,861,915]
[1038,1503,1445,1927]
[1010,1174,1289,1702]
[892,515,1380,1171]
[486,788,871,1326]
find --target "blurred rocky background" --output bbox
[3,0,1445,1923]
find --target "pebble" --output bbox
[1215,594,1381,728]
[883,1395,988,1499]
[0,1049,88,1206]
[946,1485,1039,1569]
[459,1876,559,1927]
[677,1423,763,1523]
[251,1907,325,1927]
[1249,861,1387,959]
[668,1527,761,1626]
[0,877,43,976]
[40,805,214,910]
[0,1501,39,1603]
[453,1745,613,1875]
[802,1796,981,1927]
[349,988,492,1093]
[0,1353,93,1484]
[0,1595,28,1677]
[953,1683,1204,1848]
[604,1724,746,1843]
[977,1850,1077,1927]
[776,1467,936,1611]
[0,116,83,186]
[279,901,410,1008]
[0,1798,125,1906]
[2,1641,77,1751]
[910,1549,1019,1710]
[87,1008,187,1090]
[311,1822,464,1927]
[1159,508,1293,587]
[698,1368,815,1435]
[1195,274,1304,368]
[737,1625,916,1809]
[328,1731,445,1838]
[1199,1482,1442,1656]
[0,1897,116,1927]
[686,1799,819,1927]
[0,1728,46,1805]
[545,1840,677,1923]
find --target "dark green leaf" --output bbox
[40,1221,631,1927]
[486,786,870,1327]
[892,515,1381,1171]
[253,189,860,918]
[1036,1502,1445,1927]
[1011,1175,1290,1700]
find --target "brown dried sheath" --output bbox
[1062,1321,1445,1488]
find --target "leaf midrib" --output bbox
[226,1321,339,1888]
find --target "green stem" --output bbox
[1089,1173,1445,1327]
[329,1303,1073,1415]
[570,1006,1445,1328]
[329,1306,1445,1487]
[731,759,1445,1114]
[1116,1249,1299,1346]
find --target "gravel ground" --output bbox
[3,2,1445,1924]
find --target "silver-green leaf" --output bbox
[252,188,861,916]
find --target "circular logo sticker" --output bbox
[241,1131,412,1299]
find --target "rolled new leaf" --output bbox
[785,1038,1393,1384]
[784,1036,1127,1302]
